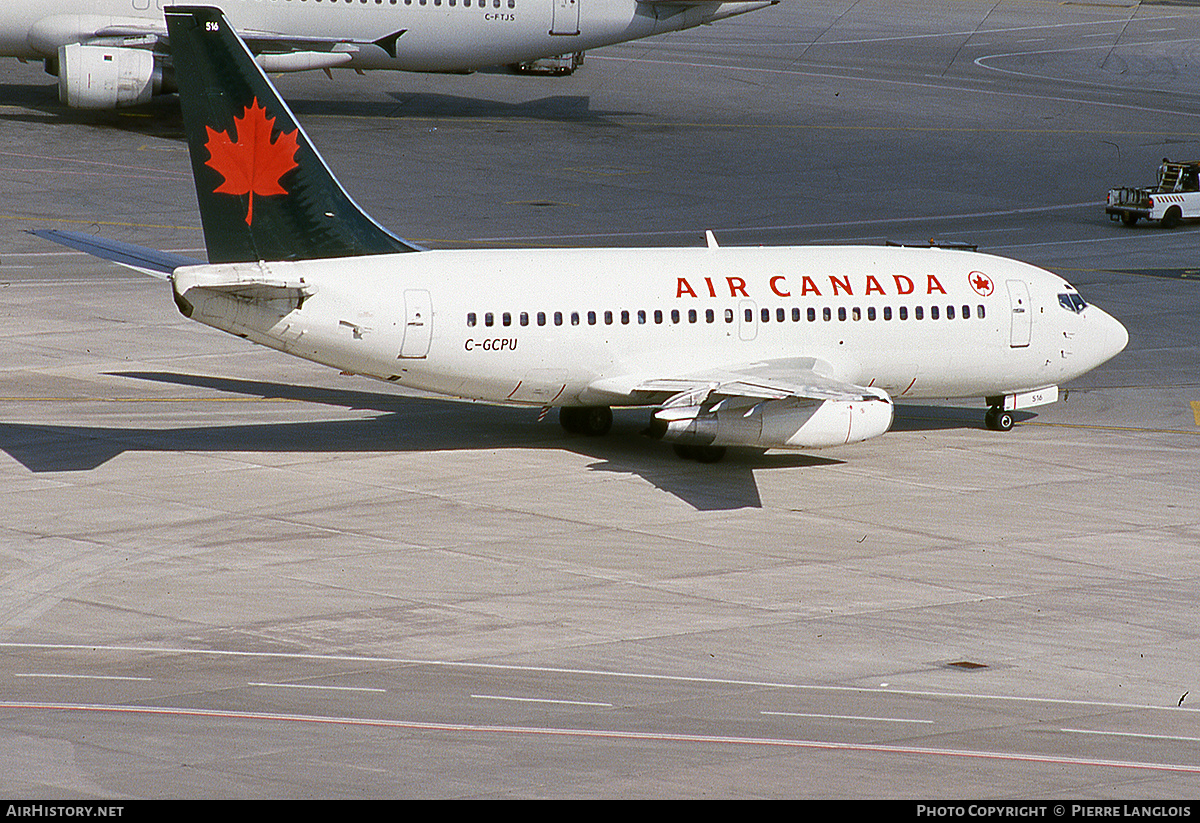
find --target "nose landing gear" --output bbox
[985,406,1014,432]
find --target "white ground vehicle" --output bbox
[1107,160,1200,227]
[510,52,584,76]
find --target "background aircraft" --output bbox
[38,6,1127,462]
[0,0,775,109]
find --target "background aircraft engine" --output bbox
[649,392,894,450]
[57,44,160,108]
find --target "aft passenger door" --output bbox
[1006,280,1031,348]
[399,289,432,358]
[551,0,581,36]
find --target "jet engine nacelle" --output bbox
[57,44,160,109]
[649,392,894,450]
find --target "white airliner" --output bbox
[38,6,1128,463]
[0,0,775,109]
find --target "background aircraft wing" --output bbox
[82,23,401,59]
[635,0,779,23]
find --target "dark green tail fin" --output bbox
[165,6,421,264]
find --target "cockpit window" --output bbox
[1058,293,1088,314]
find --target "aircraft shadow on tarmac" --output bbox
[0,372,1005,511]
[0,81,187,136]
[378,92,634,123]
[0,79,632,128]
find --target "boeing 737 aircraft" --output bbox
[0,0,774,109]
[38,6,1128,462]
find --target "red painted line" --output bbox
[3,701,1199,775]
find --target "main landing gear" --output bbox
[558,406,729,461]
[559,405,613,436]
[984,405,1014,432]
[672,443,728,463]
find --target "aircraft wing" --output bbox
[636,0,779,22]
[31,229,204,279]
[81,22,404,59]
[592,357,886,408]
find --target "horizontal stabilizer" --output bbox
[172,263,314,307]
[31,229,204,278]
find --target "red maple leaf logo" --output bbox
[204,99,300,225]
[969,271,994,297]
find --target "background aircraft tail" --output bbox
[165,6,421,264]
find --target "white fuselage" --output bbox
[1,0,718,70]
[172,244,1129,409]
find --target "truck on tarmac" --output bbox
[1107,159,1200,227]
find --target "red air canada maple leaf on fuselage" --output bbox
[204,99,300,225]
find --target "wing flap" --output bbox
[593,357,886,407]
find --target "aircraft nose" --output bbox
[1097,307,1129,364]
[1107,311,1129,361]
